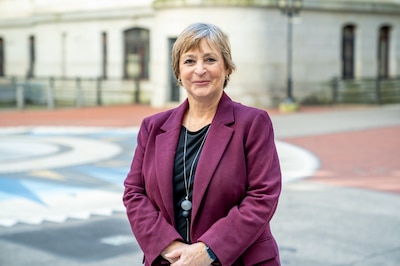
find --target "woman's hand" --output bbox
[165,242,214,266]
[161,241,189,263]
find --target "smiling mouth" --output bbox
[193,81,209,85]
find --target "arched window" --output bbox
[123,28,150,79]
[378,25,391,78]
[0,37,4,77]
[342,25,355,79]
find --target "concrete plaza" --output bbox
[0,103,399,265]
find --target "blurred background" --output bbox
[0,0,399,111]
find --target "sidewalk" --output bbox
[0,105,167,127]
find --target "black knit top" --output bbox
[173,124,210,243]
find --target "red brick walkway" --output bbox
[283,126,400,194]
[0,105,172,127]
[1,104,398,195]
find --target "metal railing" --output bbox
[0,76,143,109]
[331,76,400,104]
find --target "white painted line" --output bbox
[100,235,135,246]
[276,140,320,182]
[0,136,122,173]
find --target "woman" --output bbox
[123,22,282,266]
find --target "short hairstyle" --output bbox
[171,22,236,88]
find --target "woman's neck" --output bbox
[184,91,222,131]
[184,103,217,132]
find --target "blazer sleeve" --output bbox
[198,111,282,265]
[123,119,182,264]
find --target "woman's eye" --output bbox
[184,59,195,64]
[207,58,216,62]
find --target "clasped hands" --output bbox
[161,240,214,266]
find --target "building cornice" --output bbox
[152,0,277,8]
[152,0,400,14]
[305,0,400,14]
[0,6,154,29]
[1,0,399,28]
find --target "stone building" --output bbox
[0,0,399,108]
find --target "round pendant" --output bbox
[182,210,190,218]
[181,199,192,211]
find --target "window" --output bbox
[0,37,4,77]
[169,38,179,102]
[378,25,390,78]
[28,35,35,78]
[342,25,355,79]
[123,28,150,79]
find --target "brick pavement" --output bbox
[1,104,398,195]
[282,126,400,194]
[0,105,167,127]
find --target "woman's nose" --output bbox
[194,63,206,75]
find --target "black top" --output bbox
[173,124,210,242]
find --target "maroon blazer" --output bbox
[123,92,282,265]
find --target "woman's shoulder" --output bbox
[228,101,275,137]
[221,93,270,117]
[141,108,175,126]
[143,108,175,121]
[231,100,271,120]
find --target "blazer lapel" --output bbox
[191,93,235,221]
[155,101,188,223]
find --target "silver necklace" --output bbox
[181,124,210,242]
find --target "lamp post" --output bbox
[127,54,141,104]
[277,0,303,111]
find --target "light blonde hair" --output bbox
[171,23,236,88]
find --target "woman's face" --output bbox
[179,38,227,101]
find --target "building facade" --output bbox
[0,0,399,108]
